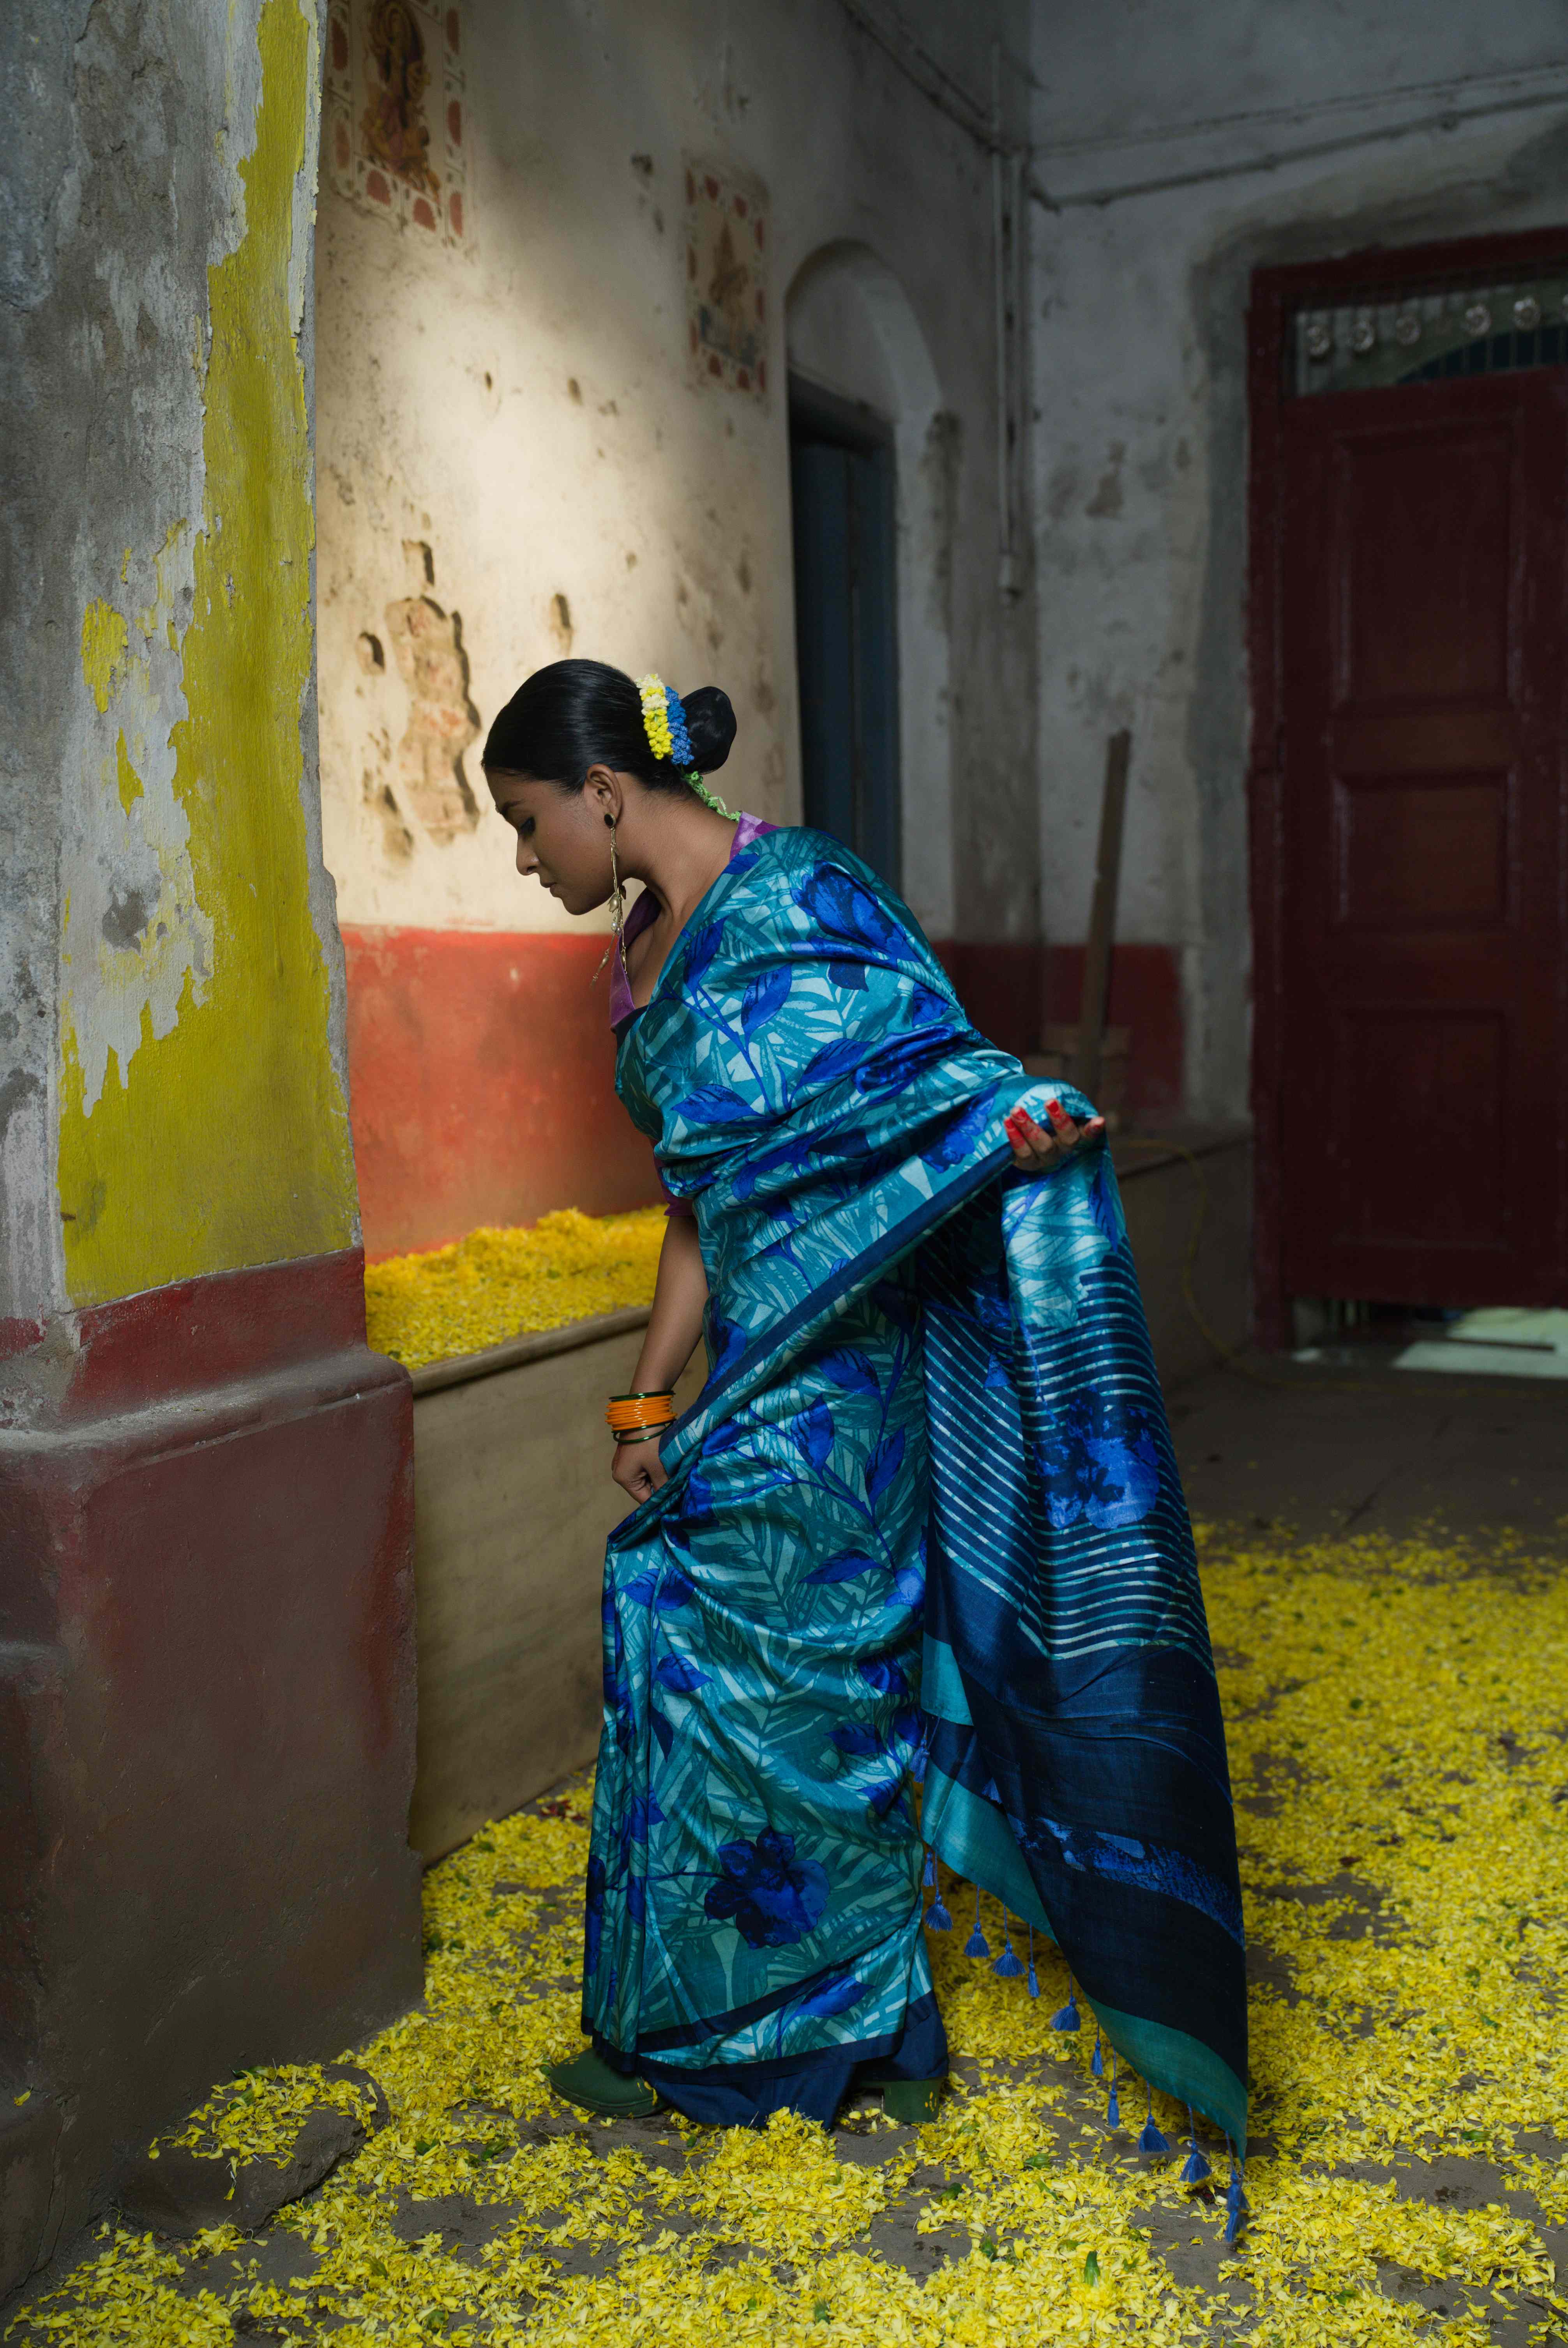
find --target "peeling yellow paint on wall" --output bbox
[81,601,129,714]
[112,732,144,815]
[58,0,357,1308]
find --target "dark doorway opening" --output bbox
[1248,230,1568,1348]
[788,375,901,889]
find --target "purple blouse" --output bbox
[611,812,777,1218]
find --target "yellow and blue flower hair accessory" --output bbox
[637,672,675,762]
[637,671,737,819]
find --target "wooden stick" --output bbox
[1074,728,1132,1102]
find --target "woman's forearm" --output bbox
[630,1214,709,1392]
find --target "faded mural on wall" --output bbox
[686,158,767,397]
[380,541,481,845]
[326,0,468,244]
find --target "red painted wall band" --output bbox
[935,940,1183,1119]
[0,1250,373,1411]
[341,926,1185,1261]
[932,940,1045,1063]
[1041,944,1185,1124]
[342,926,662,1260]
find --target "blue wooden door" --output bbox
[789,384,900,888]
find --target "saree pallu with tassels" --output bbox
[586,825,1247,2149]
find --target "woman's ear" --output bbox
[583,764,624,828]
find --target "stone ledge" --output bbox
[0,2099,64,2304]
[407,1304,653,1400]
[117,2066,388,2239]
[401,1127,1255,1404]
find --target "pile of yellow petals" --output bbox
[157,2067,371,2165]
[364,1207,665,1370]
[10,1530,1568,2347]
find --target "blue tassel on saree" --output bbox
[585,827,1246,2145]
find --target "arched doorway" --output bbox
[786,243,952,935]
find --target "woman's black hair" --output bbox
[482,659,736,794]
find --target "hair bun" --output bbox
[680,685,736,774]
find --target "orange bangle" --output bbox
[606,1391,676,1436]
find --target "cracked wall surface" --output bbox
[1,0,358,1319]
[1028,0,1568,1118]
[314,0,1036,952]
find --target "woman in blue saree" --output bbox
[482,660,1246,2161]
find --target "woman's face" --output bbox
[486,771,615,915]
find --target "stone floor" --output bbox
[8,1349,1565,2343]
[1169,1346,1568,1547]
[1177,1347,1568,2343]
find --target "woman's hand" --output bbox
[611,1434,668,1504]
[1003,1096,1106,1175]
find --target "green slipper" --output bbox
[544,2049,658,2119]
[858,2070,945,2124]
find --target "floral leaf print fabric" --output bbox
[588,1265,939,2120]
[588,828,1246,2145]
[705,1833,831,1948]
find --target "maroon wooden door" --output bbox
[1273,366,1568,1308]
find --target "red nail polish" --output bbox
[1047,1098,1064,1120]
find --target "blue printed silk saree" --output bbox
[587,826,1246,2145]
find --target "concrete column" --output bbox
[0,0,421,2292]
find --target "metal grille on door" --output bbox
[1287,269,1568,398]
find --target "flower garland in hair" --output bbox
[637,672,675,762]
[637,671,736,819]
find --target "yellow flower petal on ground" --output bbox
[11,1532,1568,2348]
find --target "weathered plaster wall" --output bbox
[316,0,1036,1250]
[319,0,1033,937]
[1027,0,1568,1117]
[1,3,422,2285]
[1,0,358,1324]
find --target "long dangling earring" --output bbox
[607,814,627,967]
[596,810,628,983]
